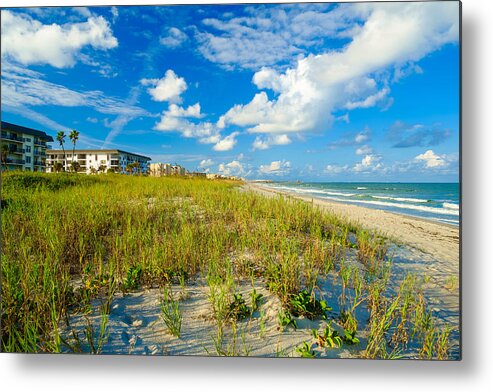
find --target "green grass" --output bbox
[0,172,453,358]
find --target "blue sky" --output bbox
[1,2,460,181]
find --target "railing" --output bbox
[9,147,25,154]
[1,132,23,143]
[6,158,25,165]
[34,161,45,166]
[34,139,47,147]
[33,150,46,156]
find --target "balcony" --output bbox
[1,132,23,143]
[34,139,47,147]
[9,146,25,155]
[6,158,25,165]
[34,161,45,166]
[33,150,46,157]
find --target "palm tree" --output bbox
[1,143,10,172]
[53,162,63,173]
[132,161,140,176]
[69,130,80,172]
[56,131,66,171]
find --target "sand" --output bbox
[60,182,460,358]
[243,182,460,270]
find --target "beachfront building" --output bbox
[1,121,54,172]
[149,162,187,177]
[46,149,151,174]
[149,162,172,177]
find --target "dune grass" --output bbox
[1,172,452,358]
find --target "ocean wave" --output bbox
[356,187,367,190]
[272,186,355,198]
[372,195,431,203]
[443,202,459,210]
[323,197,460,216]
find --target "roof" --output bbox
[49,149,151,161]
[1,121,54,142]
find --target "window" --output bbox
[25,137,31,142]
[26,146,31,153]
[26,156,31,163]
[101,160,106,164]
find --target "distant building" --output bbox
[170,165,186,176]
[190,171,207,178]
[46,149,151,174]
[149,163,187,177]
[149,163,171,177]
[1,121,53,172]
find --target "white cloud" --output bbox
[217,2,458,135]
[355,145,373,156]
[259,160,291,175]
[252,134,291,150]
[1,10,117,68]
[415,150,447,168]
[218,160,245,176]
[199,159,214,168]
[353,154,382,172]
[195,4,361,71]
[141,70,187,103]
[213,132,239,151]
[160,27,188,48]
[325,164,350,174]
[1,64,146,117]
[167,103,203,118]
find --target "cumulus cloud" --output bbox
[141,70,187,103]
[1,10,118,68]
[216,2,458,135]
[325,164,350,175]
[259,160,291,175]
[199,159,214,168]
[387,120,452,148]
[252,134,291,150]
[353,154,382,172]
[414,150,447,168]
[218,160,245,176]
[355,145,373,156]
[213,132,239,151]
[160,27,188,48]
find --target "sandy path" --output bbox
[243,182,460,271]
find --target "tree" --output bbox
[1,143,10,172]
[70,161,81,173]
[53,162,63,173]
[125,163,133,175]
[69,130,80,172]
[98,165,107,173]
[132,161,141,175]
[90,167,97,175]
[56,131,67,171]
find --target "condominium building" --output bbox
[46,149,151,174]
[1,121,54,172]
[149,162,186,177]
[149,162,171,177]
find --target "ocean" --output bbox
[262,182,460,226]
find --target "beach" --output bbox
[2,173,460,358]
[244,182,460,269]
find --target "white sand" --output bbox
[243,182,460,269]
[60,182,460,358]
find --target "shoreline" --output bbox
[244,181,460,268]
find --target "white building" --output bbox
[1,121,53,172]
[46,149,151,174]
[149,162,186,177]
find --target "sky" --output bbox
[0,1,460,182]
